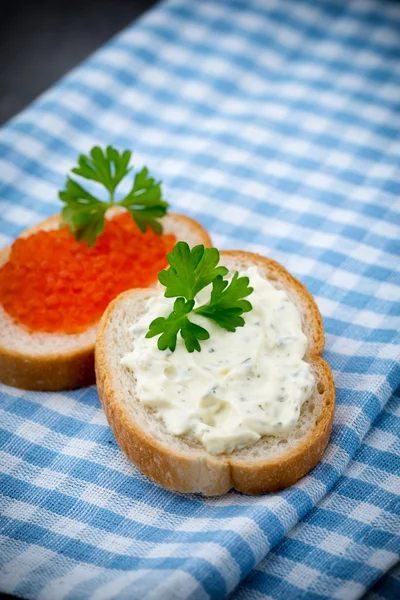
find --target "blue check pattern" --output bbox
[0,0,399,599]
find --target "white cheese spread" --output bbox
[121,267,315,454]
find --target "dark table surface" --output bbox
[0,2,156,597]
[0,0,157,126]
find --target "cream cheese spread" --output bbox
[121,267,315,455]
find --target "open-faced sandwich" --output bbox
[0,147,210,391]
[96,242,335,495]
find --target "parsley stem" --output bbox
[109,191,115,206]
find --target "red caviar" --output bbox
[0,213,175,333]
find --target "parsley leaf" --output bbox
[195,273,253,331]
[158,241,228,300]
[59,146,169,246]
[146,298,209,352]
[118,167,168,234]
[146,243,254,352]
[71,146,132,193]
[59,179,109,246]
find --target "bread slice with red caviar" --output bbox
[0,213,211,391]
[95,251,335,495]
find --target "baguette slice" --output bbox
[96,251,335,495]
[0,213,211,391]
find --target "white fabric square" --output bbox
[350,502,382,524]
[286,564,319,590]
[319,532,350,556]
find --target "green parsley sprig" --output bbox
[146,242,253,352]
[59,146,168,246]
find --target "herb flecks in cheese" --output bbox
[121,267,315,454]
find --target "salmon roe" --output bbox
[0,213,176,333]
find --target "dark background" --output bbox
[0,0,157,125]
[0,1,156,597]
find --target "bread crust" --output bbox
[95,251,335,495]
[0,213,212,391]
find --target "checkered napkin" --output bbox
[0,0,399,598]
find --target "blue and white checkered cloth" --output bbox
[0,0,399,598]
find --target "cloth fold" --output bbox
[231,387,400,600]
[0,0,399,598]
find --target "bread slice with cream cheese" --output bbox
[0,213,211,391]
[95,251,335,495]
